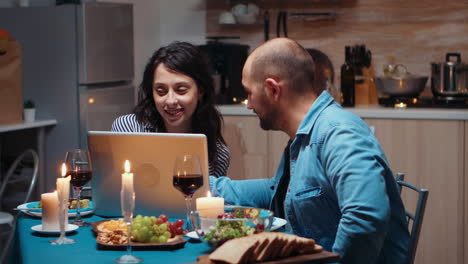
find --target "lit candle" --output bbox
[56,163,70,229]
[121,160,134,221]
[41,191,59,231]
[196,191,224,218]
[122,160,134,194]
[394,102,407,109]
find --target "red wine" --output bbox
[173,174,203,196]
[67,170,93,187]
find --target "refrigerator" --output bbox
[0,2,135,192]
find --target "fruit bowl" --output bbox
[191,206,274,247]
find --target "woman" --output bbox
[112,42,230,177]
[306,48,337,100]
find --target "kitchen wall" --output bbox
[206,0,468,97]
[99,0,206,92]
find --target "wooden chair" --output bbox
[395,173,429,264]
[0,149,39,264]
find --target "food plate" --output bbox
[17,201,94,218]
[31,224,79,234]
[185,217,287,240]
[91,220,187,251]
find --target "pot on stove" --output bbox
[431,53,468,97]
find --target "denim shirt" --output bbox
[210,91,410,264]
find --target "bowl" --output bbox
[191,206,274,247]
[219,11,236,24]
[233,12,257,24]
[375,75,428,97]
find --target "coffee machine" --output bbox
[199,39,249,104]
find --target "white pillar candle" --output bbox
[56,163,71,229]
[196,191,224,218]
[41,191,60,231]
[121,160,135,221]
[122,160,134,195]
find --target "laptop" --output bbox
[87,131,210,218]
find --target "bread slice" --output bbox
[209,236,259,264]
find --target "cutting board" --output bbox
[192,250,341,264]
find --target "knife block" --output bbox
[355,66,378,105]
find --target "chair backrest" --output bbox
[395,173,429,264]
[0,149,39,210]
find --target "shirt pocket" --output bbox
[291,186,340,250]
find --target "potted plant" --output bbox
[23,99,36,122]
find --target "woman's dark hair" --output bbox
[306,48,335,86]
[134,41,225,165]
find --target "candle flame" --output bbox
[124,160,131,173]
[61,163,67,177]
[207,191,212,197]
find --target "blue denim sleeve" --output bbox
[209,176,275,209]
[322,124,391,264]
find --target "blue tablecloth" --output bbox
[14,214,213,264]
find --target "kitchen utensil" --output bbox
[431,52,468,97]
[276,10,287,37]
[264,10,269,41]
[375,75,428,97]
[219,11,236,24]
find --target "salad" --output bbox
[199,207,267,247]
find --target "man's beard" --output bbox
[259,115,274,130]
[257,104,278,131]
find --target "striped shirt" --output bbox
[111,114,230,177]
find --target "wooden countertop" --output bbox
[217,104,468,120]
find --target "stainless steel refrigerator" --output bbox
[0,2,135,192]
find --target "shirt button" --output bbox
[270,186,275,190]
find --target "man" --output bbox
[210,38,410,264]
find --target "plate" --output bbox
[185,217,288,240]
[17,201,94,218]
[31,224,79,234]
[91,220,187,251]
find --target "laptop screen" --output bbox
[87,131,210,218]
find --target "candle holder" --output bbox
[116,160,142,264]
[51,194,76,245]
[115,191,142,264]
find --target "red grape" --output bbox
[176,226,184,235]
[159,214,168,223]
[156,218,164,225]
[175,219,184,227]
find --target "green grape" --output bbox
[157,224,166,234]
[158,235,167,243]
[163,231,171,239]
[132,222,141,230]
[150,236,159,243]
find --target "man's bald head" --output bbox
[245,38,321,95]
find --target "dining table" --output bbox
[13,213,213,264]
[13,213,341,264]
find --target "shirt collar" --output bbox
[296,90,335,136]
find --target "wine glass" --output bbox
[173,154,204,232]
[64,149,92,227]
[116,161,142,264]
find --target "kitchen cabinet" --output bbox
[364,118,465,264]
[222,116,268,180]
[222,116,289,180]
